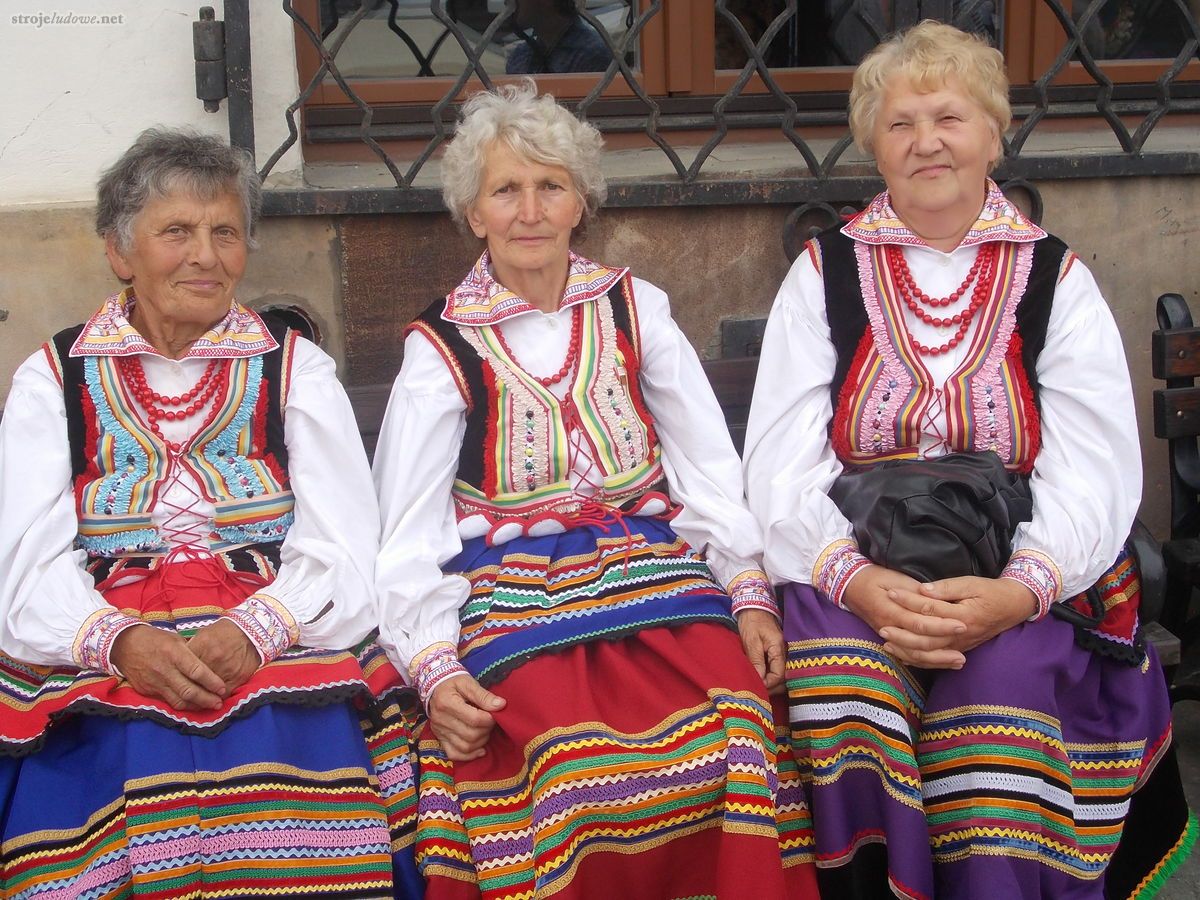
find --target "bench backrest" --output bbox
[1152,293,1200,539]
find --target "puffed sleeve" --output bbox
[631,278,772,600]
[1002,256,1141,606]
[742,245,865,594]
[235,337,383,653]
[0,350,119,667]
[373,331,471,676]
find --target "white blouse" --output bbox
[742,240,1141,601]
[0,338,381,667]
[374,277,765,671]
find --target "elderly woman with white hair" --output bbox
[374,83,818,898]
[744,20,1192,900]
[0,128,421,898]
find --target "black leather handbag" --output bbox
[828,451,1033,583]
[829,451,1107,627]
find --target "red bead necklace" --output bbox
[119,356,229,452]
[493,304,584,387]
[886,243,998,356]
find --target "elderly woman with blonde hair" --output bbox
[374,82,818,898]
[745,20,1193,900]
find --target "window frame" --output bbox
[291,0,1199,118]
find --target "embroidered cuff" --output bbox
[225,593,300,664]
[73,608,144,674]
[410,641,469,706]
[727,569,780,619]
[813,539,872,609]
[1001,550,1062,621]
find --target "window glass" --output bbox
[318,0,638,79]
[1072,0,1196,59]
[715,1,1002,69]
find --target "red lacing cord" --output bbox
[559,395,637,574]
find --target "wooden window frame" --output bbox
[292,0,1198,114]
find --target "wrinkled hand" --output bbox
[428,674,507,762]
[188,618,262,694]
[736,609,786,695]
[841,564,969,670]
[110,623,227,711]
[897,576,1037,654]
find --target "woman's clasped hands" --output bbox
[842,564,1039,669]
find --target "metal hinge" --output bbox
[194,6,226,112]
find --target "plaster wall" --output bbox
[0,0,301,206]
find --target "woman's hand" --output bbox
[110,624,228,711]
[188,619,262,694]
[428,674,507,762]
[903,576,1038,653]
[842,564,971,669]
[736,609,787,695]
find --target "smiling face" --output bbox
[105,188,248,351]
[872,74,1001,246]
[466,140,584,290]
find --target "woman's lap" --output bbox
[0,559,423,898]
[781,582,1185,900]
[0,701,420,899]
[417,624,817,899]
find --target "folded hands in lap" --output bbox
[110,619,262,711]
[842,565,1037,669]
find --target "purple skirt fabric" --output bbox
[781,582,1193,900]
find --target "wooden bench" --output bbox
[1152,292,1200,697]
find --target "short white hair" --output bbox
[441,80,606,230]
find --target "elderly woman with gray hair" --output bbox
[374,82,818,898]
[0,128,422,898]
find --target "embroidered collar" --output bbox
[69,288,279,358]
[841,179,1047,248]
[442,250,628,326]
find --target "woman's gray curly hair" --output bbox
[441,81,606,231]
[96,127,262,252]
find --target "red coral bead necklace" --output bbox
[119,355,229,452]
[886,243,999,356]
[493,303,584,387]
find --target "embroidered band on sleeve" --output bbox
[727,569,780,619]
[225,593,300,664]
[410,641,469,706]
[814,539,872,609]
[1001,550,1062,621]
[73,608,144,674]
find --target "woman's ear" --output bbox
[105,234,134,282]
[466,205,488,240]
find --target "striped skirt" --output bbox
[416,517,818,899]
[0,558,424,899]
[781,581,1196,900]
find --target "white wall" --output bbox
[0,1,302,205]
